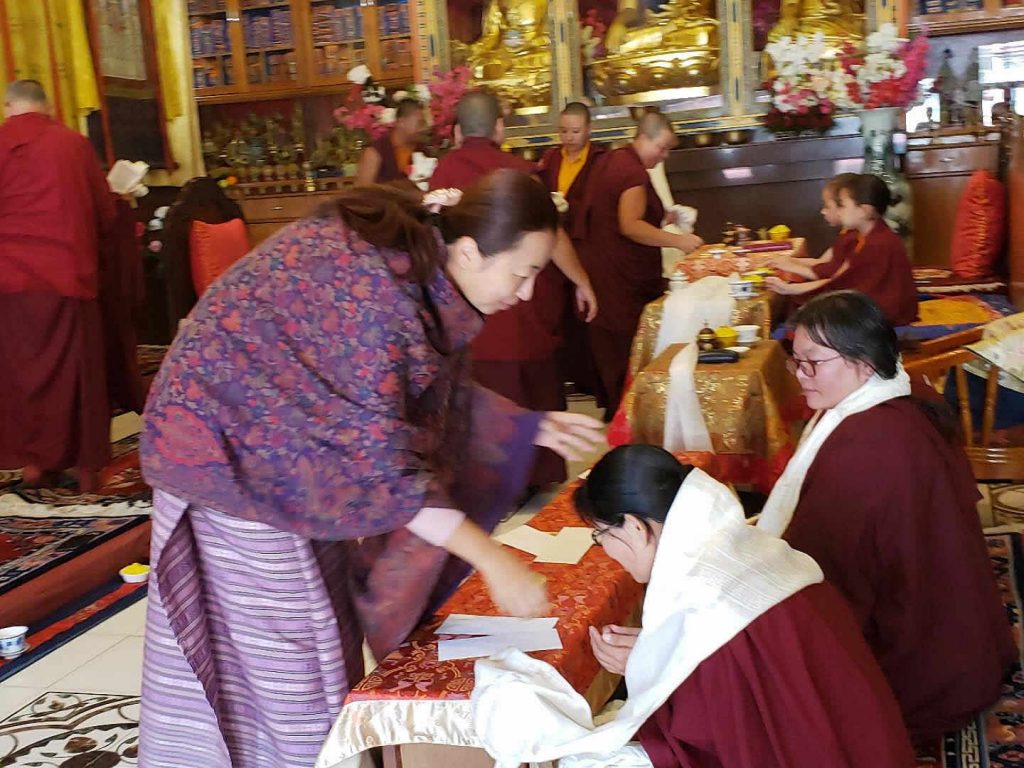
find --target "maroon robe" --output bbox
[369,130,418,183]
[538,143,606,396]
[807,220,918,325]
[783,398,1015,744]
[577,146,665,414]
[430,137,567,485]
[639,582,914,768]
[0,112,117,473]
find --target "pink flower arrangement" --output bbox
[836,24,929,109]
[425,66,471,146]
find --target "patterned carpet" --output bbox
[0,693,139,767]
[0,434,150,511]
[918,533,1024,768]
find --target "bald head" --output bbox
[636,111,673,140]
[456,90,502,140]
[633,111,677,169]
[4,80,49,118]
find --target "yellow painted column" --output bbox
[418,0,449,76]
[147,0,203,185]
[551,0,582,107]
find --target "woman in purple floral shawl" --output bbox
[138,171,604,768]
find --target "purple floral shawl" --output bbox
[142,214,541,655]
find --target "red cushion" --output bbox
[950,170,1006,281]
[189,218,250,296]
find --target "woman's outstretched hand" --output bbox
[482,549,550,617]
[536,411,606,462]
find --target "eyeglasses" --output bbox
[785,354,843,378]
[591,526,614,545]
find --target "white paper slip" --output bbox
[436,614,558,635]
[533,527,594,565]
[437,628,562,661]
[494,525,556,557]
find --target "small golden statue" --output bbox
[589,0,720,105]
[452,0,552,110]
[762,0,864,78]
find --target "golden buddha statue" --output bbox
[762,0,864,78]
[452,0,552,111]
[589,0,720,105]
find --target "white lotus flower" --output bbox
[392,90,409,102]
[378,107,397,125]
[413,83,431,102]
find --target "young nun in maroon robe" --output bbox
[139,174,605,767]
[577,112,702,418]
[472,445,913,768]
[430,91,597,487]
[0,80,117,492]
[355,98,427,185]
[767,174,918,326]
[758,291,1014,746]
[538,102,606,398]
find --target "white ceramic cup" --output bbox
[0,626,28,657]
[735,324,760,343]
[729,281,753,298]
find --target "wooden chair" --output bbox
[160,177,245,336]
[904,346,1024,481]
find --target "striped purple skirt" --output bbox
[139,490,364,767]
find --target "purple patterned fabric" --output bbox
[139,215,543,763]
[140,490,364,767]
[142,214,538,540]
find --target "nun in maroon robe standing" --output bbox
[538,102,606,399]
[576,112,702,418]
[758,291,1014,746]
[430,91,597,488]
[0,81,117,492]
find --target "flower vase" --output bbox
[857,107,901,144]
[858,107,913,254]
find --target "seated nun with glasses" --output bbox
[758,290,1013,748]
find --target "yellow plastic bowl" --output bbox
[714,327,739,346]
[769,225,791,241]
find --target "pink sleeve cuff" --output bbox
[405,506,466,547]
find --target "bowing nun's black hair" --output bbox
[574,445,694,530]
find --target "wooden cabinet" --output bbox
[187,0,417,102]
[233,188,347,245]
[905,141,1000,267]
[910,0,1024,34]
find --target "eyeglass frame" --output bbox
[785,354,844,378]
[591,525,617,545]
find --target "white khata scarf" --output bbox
[757,364,911,536]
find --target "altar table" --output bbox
[611,340,805,493]
[672,239,807,282]
[316,484,644,768]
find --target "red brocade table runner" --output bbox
[316,483,644,767]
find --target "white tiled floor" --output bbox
[0,396,610,727]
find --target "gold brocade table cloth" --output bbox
[628,294,773,380]
[609,340,807,493]
[316,483,644,768]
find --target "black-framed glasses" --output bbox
[591,526,613,545]
[785,354,843,378]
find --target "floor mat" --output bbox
[0,579,147,684]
